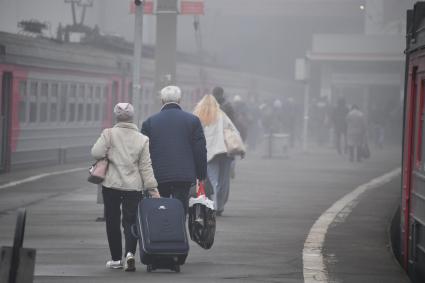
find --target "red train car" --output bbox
[0,31,134,172]
[401,3,425,282]
[0,30,274,172]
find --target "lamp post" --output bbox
[132,0,144,127]
[154,0,178,102]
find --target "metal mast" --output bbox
[132,0,145,126]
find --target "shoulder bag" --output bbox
[88,129,112,184]
[223,115,245,156]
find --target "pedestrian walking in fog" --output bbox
[285,97,298,147]
[213,86,235,122]
[141,86,207,215]
[246,95,261,150]
[193,95,245,216]
[213,86,239,178]
[260,99,283,135]
[332,97,349,155]
[312,97,329,146]
[346,104,368,162]
[232,95,249,142]
[91,103,160,271]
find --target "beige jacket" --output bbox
[91,122,158,192]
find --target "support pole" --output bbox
[193,15,206,91]
[155,0,178,103]
[80,6,87,25]
[71,1,77,25]
[132,1,144,127]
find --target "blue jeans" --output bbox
[207,154,232,212]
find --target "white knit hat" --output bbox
[113,103,134,122]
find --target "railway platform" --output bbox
[0,145,410,282]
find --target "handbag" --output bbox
[88,129,112,184]
[223,116,245,155]
[188,181,216,250]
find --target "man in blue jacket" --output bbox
[141,86,207,214]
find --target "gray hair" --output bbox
[160,85,182,104]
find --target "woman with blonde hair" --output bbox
[193,95,245,216]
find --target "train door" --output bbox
[408,73,425,283]
[403,65,425,282]
[402,65,417,270]
[0,72,12,172]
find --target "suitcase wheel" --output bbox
[172,265,180,273]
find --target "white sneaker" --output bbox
[124,252,136,272]
[106,259,123,269]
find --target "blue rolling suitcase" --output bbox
[135,197,189,272]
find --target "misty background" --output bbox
[0,0,415,81]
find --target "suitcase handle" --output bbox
[143,190,153,199]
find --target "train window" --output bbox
[50,83,58,122]
[94,87,101,121]
[103,86,109,122]
[112,81,118,103]
[142,86,150,117]
[86,86,93,122]
[29,81,38,123]
[128,82,133,104]
[69,84,76,122]
[421,95,425,171]
[40,82,48,123]
[19,80,27,123]
[77,85,85,122]
[60,84,67,122]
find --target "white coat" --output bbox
[91,122,158,191]
[203,111,242,162]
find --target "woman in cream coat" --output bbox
[193,95,245,216]
[91,103,159,271]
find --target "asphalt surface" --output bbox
[0,144,410,283]
[326,178,408,283]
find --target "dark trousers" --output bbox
[348,145,362,162]
[102,187,142,261]
[335,130,347,155]
[158,182,192,215]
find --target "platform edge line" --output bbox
[0,167,86,190]
[302,167,401,283]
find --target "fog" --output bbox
[0,0,416,148]
[0,0,414,79]
[0,3,418,280]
